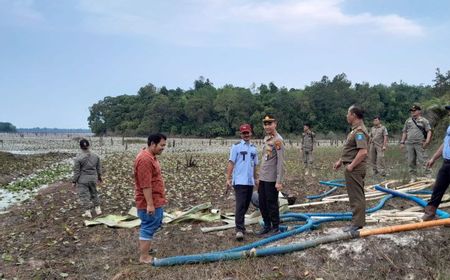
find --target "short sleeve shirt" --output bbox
[341,124,369,164]
[229,140,258,186]
[134,148,167,209]
[370,125,388,146]
[259,133,286,183]
[444,125,450,160]
[402,116,431,144]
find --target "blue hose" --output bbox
[152,184,442,267]
[375,185,450,218]
[307,179,346,200]
[306,186,339,200]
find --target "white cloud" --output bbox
[75,0,425,44]
[229,0,424,36]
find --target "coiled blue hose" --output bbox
[152,183,447,266]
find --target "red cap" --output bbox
[239,124,251,133]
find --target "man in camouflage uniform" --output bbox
[369,116,388,177]
[301,123,316,176]
[333,105,369,232]
[255,114,286,235]
[72,139,103,218]
[400,104,432,182]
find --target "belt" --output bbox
[445,159,450,164]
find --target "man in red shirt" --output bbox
[134,133,167,264]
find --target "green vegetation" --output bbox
[0,122,16,133]
[4,162,72,192]
[88,69,450,137]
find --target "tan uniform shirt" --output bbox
[402,116,431,144]
[259,132,286,183]
[369,125,388,147]
[302,131,315,151]
[341,124,369,165]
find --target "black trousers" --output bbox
[234,185,253,232]
[428,160,450,208]
[258,181,280,229]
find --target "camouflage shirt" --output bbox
[73,150,102,184]
[302,131,315,151]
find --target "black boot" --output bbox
[422,205,437,221]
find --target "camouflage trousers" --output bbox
[405,143,431,177]
[302,150,314,168]
[77,182,100,210]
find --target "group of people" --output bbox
[71,103,450,264]
[302,104,433,182]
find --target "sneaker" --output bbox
[311,172,316,177]
[304,170,309,176]
[82,210,92,218]
[343,225,362,232]
[235,231,244,241]
[95,206,102,215]
[255,227,271,235]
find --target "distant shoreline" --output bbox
[17,128,91,134]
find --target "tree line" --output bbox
[0,122,17,133]
[88,69,450,138]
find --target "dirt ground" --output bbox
[1,149,450,280]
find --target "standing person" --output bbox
[333,105,369,232]
[369,116,388,177]
[72,139,102,218]
[134,133,167,264]
[226,124,258,241]
[400,104,432,182]
[301,123,316,177]
[422,105,450,221]
[255,114,286,235]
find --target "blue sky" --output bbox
[1,0,449,129]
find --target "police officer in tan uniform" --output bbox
[333,105,369,232]
[301,123,316,176]
[255,114,286,235]
[400,104,432,182]
[369,116,388,177]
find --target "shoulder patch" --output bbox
[233,141,241,145]
[355,133,365,141]
[275,140,283,150]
